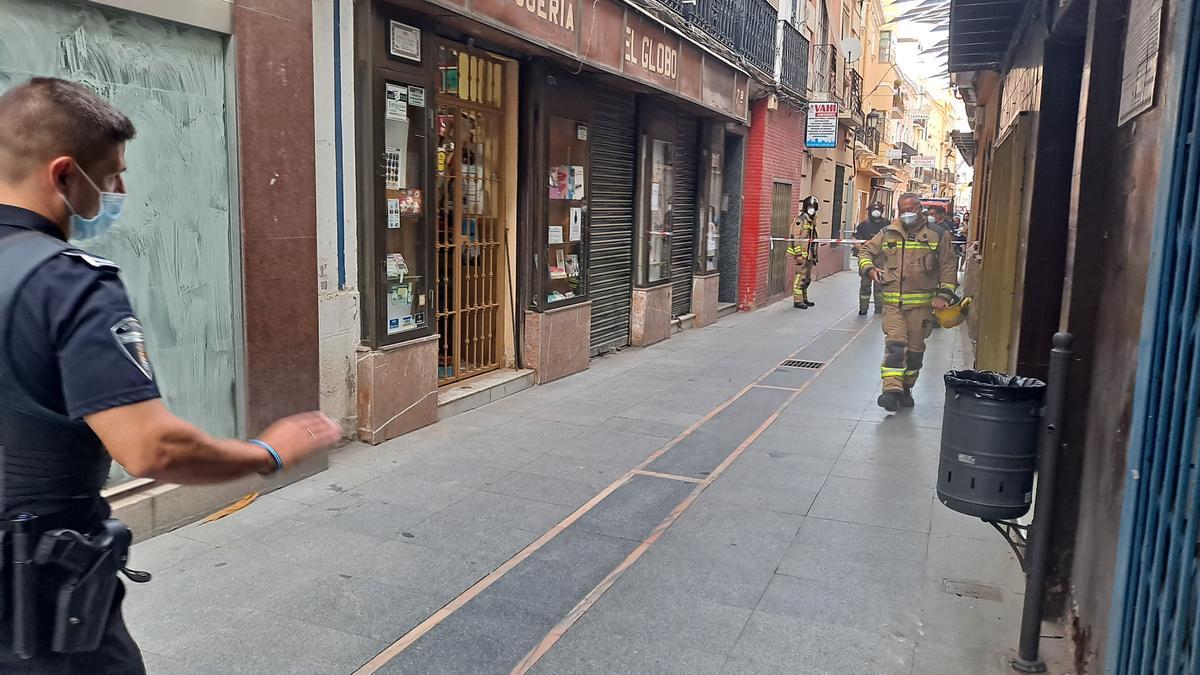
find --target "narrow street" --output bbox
[127,272,1035,674]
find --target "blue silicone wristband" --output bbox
[248,439,283,474]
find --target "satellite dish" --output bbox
[840,36,863,63]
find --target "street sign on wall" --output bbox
[912,155,936,168]
[886,148,903,160]
[806,102,838,148]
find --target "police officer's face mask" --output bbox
[871,210,882,219]
[61,162,126,241]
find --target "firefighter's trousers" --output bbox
[880,304,932,392]
[859,274,882,312]
[793,258,812,304]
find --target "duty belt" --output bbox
[2,448,151,660]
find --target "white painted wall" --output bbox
[312,0,360,432]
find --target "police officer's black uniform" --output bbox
[853,214,889,314]
[1,204,155,672]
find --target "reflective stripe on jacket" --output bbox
[857,220,958,306]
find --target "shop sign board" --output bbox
[912,155,936,169]
[424,0,749,122]
[886,148,903,160]
[623,15,681,91]
[472,0,580,54]
[805,102,838,148]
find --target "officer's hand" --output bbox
[870,269,885,283]
[258,411,342,467]
[932,297,950,310]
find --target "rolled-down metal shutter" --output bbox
[671,113,699,317]
[587,88,636,354]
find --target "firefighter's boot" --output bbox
[877,391,902,412]
[900,387,915,408]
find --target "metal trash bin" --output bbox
[938,370,1046,520]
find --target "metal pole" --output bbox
[1012,332,1073,672]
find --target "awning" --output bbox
[951,131,977,166]
[948,0,1030,72]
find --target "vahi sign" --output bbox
[806,102,838,148]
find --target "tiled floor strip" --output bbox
[353,311,876,674]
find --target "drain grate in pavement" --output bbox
[942,579,1004,601]
[780,359,826,370]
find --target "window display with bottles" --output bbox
[544,116,588,304]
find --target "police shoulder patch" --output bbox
[111,317,154,381]
[62,250,120,271]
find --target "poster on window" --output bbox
[387,199,401,229]
[387,282,415,335]
[397,189,422,215]
[385,147,403,189]
[385,84,408,121]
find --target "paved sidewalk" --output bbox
[127,271,1050,674]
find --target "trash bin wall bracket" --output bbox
[984,519,1029,572]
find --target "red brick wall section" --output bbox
[235,0,320,434]
[737,99,809,310]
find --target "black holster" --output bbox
[6,516,150,658]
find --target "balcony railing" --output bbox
[738,0,776,74]
[854,124,881,155]
[846,69,863,126]
[683,0,778,76]
[780,21,809,96]
[811,44,839,100]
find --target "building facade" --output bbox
[0,0,329,537]
[949,0,1198,667]
[315,0,761,445]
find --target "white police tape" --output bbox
[763,237,869,245]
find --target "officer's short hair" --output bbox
[930,205,947,215]
[897,192,921,207]
[0,77,136,182]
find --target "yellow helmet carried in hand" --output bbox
[934,296,972,328]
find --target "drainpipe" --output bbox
[1011,332,1073,673]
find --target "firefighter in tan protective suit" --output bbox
[857,193,959,411]
[788,196,820,309]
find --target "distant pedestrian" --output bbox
[952,221,968,270]
[857,193,959,412]
[928,204,950,235]
[852,201,888,315]
[788,196,820,309]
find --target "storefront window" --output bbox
[703,149,723,272]
[648,140,673,283]
[545,116,588,304]
[380,79,428,337]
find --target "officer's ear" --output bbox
[48,156,75,193]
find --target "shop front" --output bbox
[354,0,749,443]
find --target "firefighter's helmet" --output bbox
[934,296,972,329]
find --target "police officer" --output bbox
[852,201,888,315]
[0,78,341,672]
[787,196,820,309]
[857,193,958,411]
